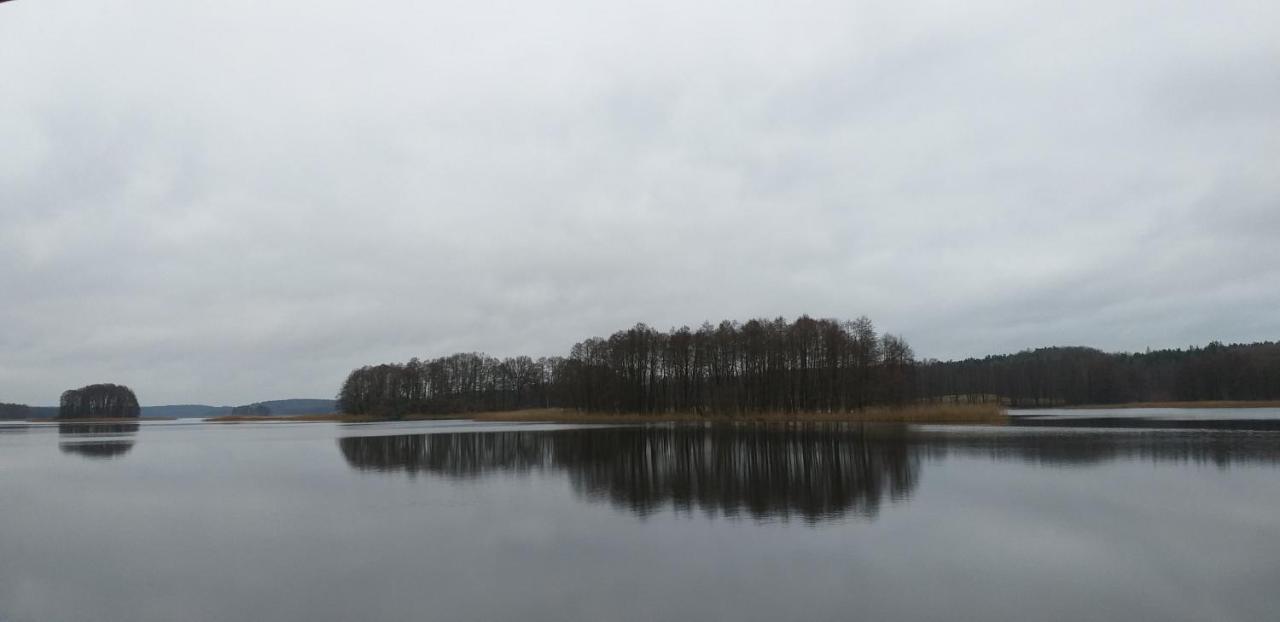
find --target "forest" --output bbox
[0,402,31,420]
[338,316,913,417]
[917,341,1280,407]
[58,384,141,419]
[339,315,1280,417]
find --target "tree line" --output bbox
[917,341,1280,406]
[339,314,1280,416]
[338,316,916,416]
[0,402,31,420]
[338,353,557,417]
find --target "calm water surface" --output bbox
[2,410,1280,621]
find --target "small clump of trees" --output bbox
[58,384,141,419]
[0,402,31,420]
[338,315,916,417]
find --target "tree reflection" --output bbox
[339,425,920,522]
[339,423,1280,521]
[917,428,1280,468]
[58,423,139,459]
[0,423,31,435]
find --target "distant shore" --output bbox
[207,404,1007,425]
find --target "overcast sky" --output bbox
[2,0,1278,405]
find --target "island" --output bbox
[58,384,141,420]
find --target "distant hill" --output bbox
[25,399,336,419]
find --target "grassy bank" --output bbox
[209,404,1006,425]
[1059,400,1280,410]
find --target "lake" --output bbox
[3,409,1280,621]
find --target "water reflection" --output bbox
[1012,415,1280,431]
[340,423,1280,521]
[340,425,919,522]
[58,423,139,459]
[918,428,1280,467]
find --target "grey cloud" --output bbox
[1,0,1278,404]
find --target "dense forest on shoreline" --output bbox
[338,317,914,417]
[4,326,1276,420]
[918,342,1280,407]
[0,402,32,420]
[339,316,1280,418]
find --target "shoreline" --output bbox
[206,399,1280,425]
[208,404,1008,425]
